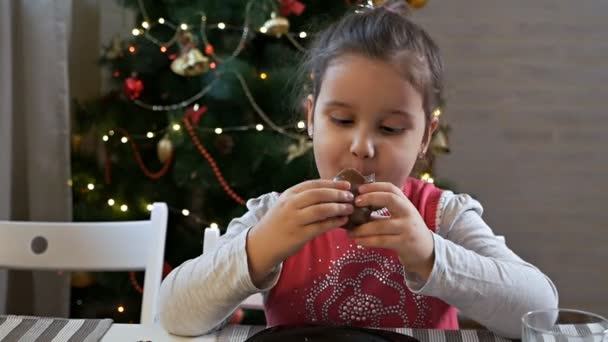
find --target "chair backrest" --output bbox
[0,202,168,324]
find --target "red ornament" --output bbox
[229,309,245,324]
[185,105,208,125]
[123,75,144,100]
[162,261,173,278]
[205,44,214,55]
[280,0,306,16]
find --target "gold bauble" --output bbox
[261,13,290,38]
[430,129,450,154]
[157,136,174,163]
[71,272,95,288]
[71,134,82,152]
[170,48,209,77]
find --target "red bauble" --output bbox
[205,44,214,55]
[280,0,306,16]
[123,75,144,100]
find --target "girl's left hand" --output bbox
[349,182,435,280]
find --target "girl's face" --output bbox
[307,53,438,187]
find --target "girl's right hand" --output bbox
[246,179,354,286]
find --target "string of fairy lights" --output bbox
[73,107,441,232]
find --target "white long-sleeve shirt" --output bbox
[158,191,558,338]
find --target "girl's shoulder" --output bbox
[404,177,484,233]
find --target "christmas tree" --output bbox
[70,0,446,323]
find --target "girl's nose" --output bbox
[350,132,375,159]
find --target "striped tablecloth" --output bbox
[0,315,112,342]
[216,325,514,342]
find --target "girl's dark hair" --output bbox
[299,0,443,132]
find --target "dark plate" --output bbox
[245,324,421,342]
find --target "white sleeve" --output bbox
[404,192,559,339]
[158,192,282,336]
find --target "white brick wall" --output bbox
[416,1,608,316]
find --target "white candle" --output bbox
[203,226,220,253]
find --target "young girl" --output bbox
[158,1,558,338]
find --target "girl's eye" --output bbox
[380,126,405,134]
[330,117,353,125]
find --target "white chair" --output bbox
[204,226,264,310]
[0,202,168,324]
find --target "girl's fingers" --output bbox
[289,179,350,194]
[355,191,410,217]
[357,182,402,196]
[347,219,401,238]
[295,188,354,209]
[307,216,349,235]
[298,202,354,225]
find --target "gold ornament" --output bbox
[71,272,95,288]
[157,135,174,163]
[430,129,450,154]
[171,31,209,77]
[286,136,313,163]
[407,0,428,8]
[71,134,82,152]
[104,35,123,60]
[171,48,209,76]
[261,12,290,38]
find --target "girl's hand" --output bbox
[247,179,354,286]
[348,182,435,280]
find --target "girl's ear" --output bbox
[306,95,314,137]
[421,116,439,154]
